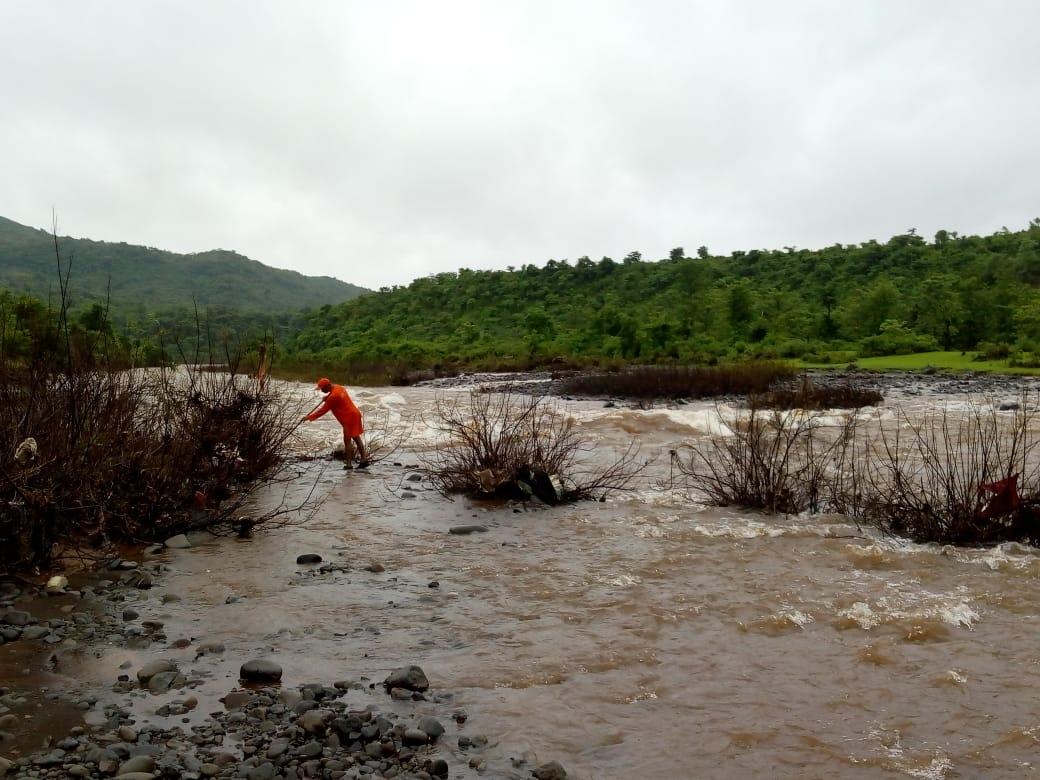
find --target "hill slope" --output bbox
[286,221,1040,368]
[0,216,367,312]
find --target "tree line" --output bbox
[284,220,1040,370]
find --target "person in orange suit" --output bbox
[302,377,369,468]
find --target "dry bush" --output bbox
[671,405,855,514]
[0,243,312,572]
[755,376,883,410]
[421,392,647,502]
[839,403,1040,544]
[559,362,795,400]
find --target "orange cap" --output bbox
[317,377,332,392]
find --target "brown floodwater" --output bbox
[3,380,1040,778]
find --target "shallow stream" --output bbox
[4,379,1040,778]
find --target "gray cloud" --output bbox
[2,0,1038,290]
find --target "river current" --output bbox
[4,378,1040,778]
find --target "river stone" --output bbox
[403,728,429,746]
[300,710,326,733]
[115,774,155,780]
[148,670,180,693]
[383,665,429,692]
[196,640,226,656]
[0,610,32,626]
[241,659,283,682]
[533,761,568,780]
[67,765,89,778]
[267,738,290,759]
[118,725,138,742]
[21,625,48,641]
[429,758,449,777]
[0,757,11,777]
[296,554,322,564]
[117,755,156,774]
[137,659,177,684]
[418,715,445,740]
[449,525,488,535]
[122,609,139,621]
[364,563,385,573]
[164,534,191,549]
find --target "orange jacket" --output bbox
[307,384,363,435]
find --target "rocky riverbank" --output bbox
[416,368,1040,406]
[0,534,570,780]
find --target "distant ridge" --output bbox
[0,216,368,312]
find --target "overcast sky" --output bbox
[2,1,1038,290]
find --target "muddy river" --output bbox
[3,379,1040,779]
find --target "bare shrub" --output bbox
[671,404,855,514]
[755,376,882,410]
[843,403,1040,544]
[421,392,648,502]
[0,236,313,573]
[559,362,795,400]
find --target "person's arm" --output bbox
[305,400,331,421]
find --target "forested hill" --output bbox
[287,221,1040,368]
[0,216,367,312]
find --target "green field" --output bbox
[802,351,1040,375]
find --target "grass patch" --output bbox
[801,351,1040,375]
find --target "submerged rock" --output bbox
[296,553,323,564]
[449,525,488,535]
[164,534,191,549]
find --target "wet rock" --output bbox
[418,715,445,740]
[1,610,32,626]
[448,525,488,535]
[164,534,191,549]
[393,726,425,748]
[45,575,68,594]
[118,755,156,774]
[384,665,429,692]
[196,640,226,656]
[148,671,180,693]
[240,659,283,682]
[401,490,417,499]
[429,758,449,777]
[296,554,322,564]
[405,472,424,482]
[122,609,139,621]
[20,625,48,641]
[67,765,89,777]
[533,760,568,779]
[300,709,326,734]
[136,659,176,685]
[428,581,440,588]
[118,725,138,742]
[364,563,385,573]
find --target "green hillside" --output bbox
[0,216,367,312]
[286,221,1040,371]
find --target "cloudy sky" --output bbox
[2,1,1038,290]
